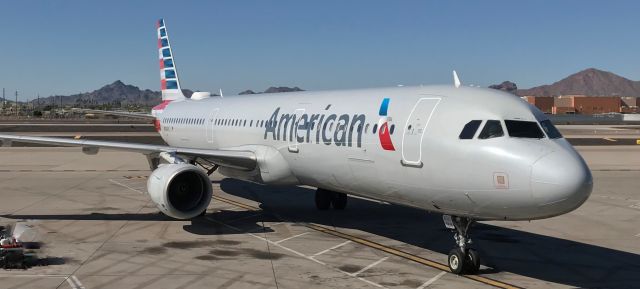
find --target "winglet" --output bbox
[453,70,461,88]
[157,18,186,101]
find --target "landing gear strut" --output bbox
[315,188,348,210]
[443,215,480,274]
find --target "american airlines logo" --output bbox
[263,98,395,150]
[377,98,395,151]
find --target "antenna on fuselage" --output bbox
[453,70,461,88]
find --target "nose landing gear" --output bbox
[443,215,480,274]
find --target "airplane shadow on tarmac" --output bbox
[4,177,639,288]
[213,178,640,289]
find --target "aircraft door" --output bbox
[206,108,219,145]
[401,98,441,167]
[288,108,306,153]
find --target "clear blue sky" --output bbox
[1,1,639,100]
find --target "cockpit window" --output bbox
[539,120,562,139]
[505,120,545,138]
[459,120,482,139]
[478,120,504,139]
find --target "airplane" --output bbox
[0,19,593,275]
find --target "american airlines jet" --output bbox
[0,19,593,274]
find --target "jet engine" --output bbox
[147,164,213,219]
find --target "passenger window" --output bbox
[478,120,504,139]
[539,120,562,139]
[459,120,482,139]
[505,120,545,138]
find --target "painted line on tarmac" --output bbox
[353,256,389,276]
[417,271,447,289]
[109,179,146,194]
[311,240,352,257]
[603,137,617,142]
[65,275,86,289]
[211,195,524,289]
[274,232,311,244]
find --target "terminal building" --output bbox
[523,95,637,115]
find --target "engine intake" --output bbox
[147,164,213,219]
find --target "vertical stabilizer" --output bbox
[157,19,185,101]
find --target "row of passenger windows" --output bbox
[213,117,396,135]
[459,119,562,140]
[162,116,398,135]
[163,118,205,125]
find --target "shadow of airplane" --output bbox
[215,178,640,289]
[4,178,639,288]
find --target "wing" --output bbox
[73,108,155,119]
[0,134,256,171]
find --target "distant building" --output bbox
[553,95,577,114]
[523,96,553,114]
[573,96,621,114]
[621,97,638,113]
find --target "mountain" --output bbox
[516,68,640,97]
[489,81,518,94]
[239,90,257,95]
[264,86,304,93]
[31,81,305,108]
[33,81,161,107]
[239,86,304,95]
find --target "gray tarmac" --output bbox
[0,145,637,289]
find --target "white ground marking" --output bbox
[416,271,447,289]
[352,256,389,276]
[603,137,617,142]
[71,275,86,289]
[274,232,311,244]
[311,240,352,257]
[65,277,76,289]
[109,179,146,194]
[65,275,86,289]
[205,217,386,288]
[635,233,640,237]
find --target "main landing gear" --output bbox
[315,188,348,210]
[443,215,480,275]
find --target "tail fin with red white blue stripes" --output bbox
[157,18,185,101]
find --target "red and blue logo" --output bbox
[378,98,395,151]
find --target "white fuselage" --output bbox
[155,85,593,221]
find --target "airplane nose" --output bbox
[531,150,593,215]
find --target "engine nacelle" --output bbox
[147,164,213,219]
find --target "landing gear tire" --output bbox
[331,192,348,210]
[443,215,481,275]
[315,189,331,210]
[464,249,480,274]
[448,248,465,274]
